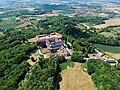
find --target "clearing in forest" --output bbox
[0,32,3,36]
[59,62,97,90]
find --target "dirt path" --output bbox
[59,62,97,90]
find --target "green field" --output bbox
[95,44,120,53]
[0,17,20,29]
[60,9,75,14]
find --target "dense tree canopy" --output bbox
[0,27,39,90]
[85,59,120,90]
[71,51,84,62]
[18,57,58,90]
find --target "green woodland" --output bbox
[85,59,120,90]
[0,15,120,90]
[18,57,58,90]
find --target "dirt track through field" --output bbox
[59,62,97,90]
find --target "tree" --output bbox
[84,59,120,90]
[56,56,67,63]
[71,51,84,62]
[31,57,36,62]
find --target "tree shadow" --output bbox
[55,73,62,90]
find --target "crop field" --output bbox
[94,18,120,29]
[60,9,75,14]
[59,62,97,90]
[98,25,120,37]
[0,17,20,29]
[107,25,120,33]
[0,12,5,14]
[23,8,35,11]
[0,11,17,18]
[95,44,120,54]
[100,32,113,37]
[105,52,120,59]
[99,13,109,17]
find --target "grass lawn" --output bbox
[94,44,120,54]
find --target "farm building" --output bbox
[105,59,118,66]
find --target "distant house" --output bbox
[105,59,118,66]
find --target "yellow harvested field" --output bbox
[52,10,62,14]
[94,18,120,29]
[105,52,120,59]
[24,8,35,11]
[2,18,9,21]
[60,62,97,90]
[100,32,113,37]
[39,14,58,17]
[22,14,58,17]
[0,12,4,14]
[99,13,109,17]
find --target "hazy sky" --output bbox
[1,0,120,3]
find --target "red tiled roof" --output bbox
[36,32,62,41]
[96,55,105,60]
[55,38,60,42]
[58,46,70,56]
